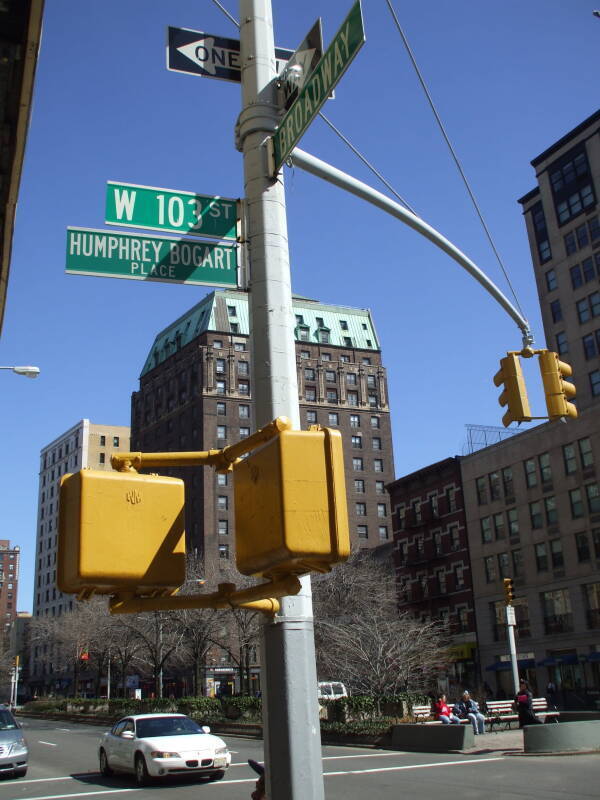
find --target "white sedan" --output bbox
[98,713,231,785]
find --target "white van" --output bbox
[317,681,348,701]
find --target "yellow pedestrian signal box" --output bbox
[493,353,532,427]
[58,470,186,596]
[503,577,515,605]
[538,350,577,421]
[233,426,350,578]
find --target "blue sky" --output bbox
[2,0,598,612]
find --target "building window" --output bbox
[227,304,236,317]
[305,387,316,401]
[563,443,577,475]
[550,300,562,323]
[322,353,332,361]
[217,473,228,487]
[113,436,120,447]
[340,354,350,363]
[100,435,106,446]
[497,552,510,578]
[347,391,358,406]
[544,496,558,525]
[370,416,380,428]
[354,479,365,494]
[216,380,226,394]
[484,555,496,583]
[238,361,249,376]
[450,526,460,551]
[238,381,250,395]
[217,496,228,511]
[378,525,388,541]
[377,503,386,518]
[213,339,222,349]
[216,358,226,374]
[494,513,506,540]
[542,588,573,634]
[326,389,338,403]
[545,269,557,291]
[234,342,246,351]
[489,471,502,501]
[524,459,537,488]
[305,367,315,381]
[347,373,357,385]
[535,542,548,572]
[352,458,363,471]
[306,410,317,424]
[239,404,250,419]
[586,483,600,514]
[217,401,226,416]
[373,459,383,473]
[357,525,368,540]
[476,476,487,505]
[351,435,362,448]
[350,414,360,427]
[218,520,229,535]
[355,502,366,516]
[375,480,385,495]
[216,425,226,440]
[340,320,348,330]
[564,230,577,255]
[529,501,543,529]
[300,350,310,359]
[539,453,552,483]
[512,548,523,577]
[575,532,591,562]
[556,331,568,355]
[219,543,229,559]
[372,437,381,450]
[579,437,594,468]
[591,370,600,397]
[368,394,378,407]
[570,488,584,518]
[550,539,564,569]
[328,412,339,425]
[239,427,250,439]
[481,517,492,543]
[325,370,336,383]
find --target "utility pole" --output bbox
[503,578,519,694]
[238,2,324,798]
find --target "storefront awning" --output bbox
[485,658,535,671]
[537,654,578,666]
[587,653,600,663]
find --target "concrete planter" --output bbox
[524,720,600,753]
[391,723,474,752]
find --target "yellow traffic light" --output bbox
[233,426,350,578]
[493,353,532,427]
[538,350,577,420]
[58,470,186,596]
[503,577,515,605]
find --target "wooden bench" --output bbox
[484,698,560,731]
[411,704,469,724]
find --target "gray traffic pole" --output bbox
[238,2,325,799]
[506,606,520,695]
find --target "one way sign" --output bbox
[167,26,293,83]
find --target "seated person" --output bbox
[453,691,485,734]
[433,694,460,724]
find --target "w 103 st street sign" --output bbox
[105,181,238,240]
[66,227,238,288]
[271,0,365,173]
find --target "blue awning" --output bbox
[537,654,579,666]
[586,652,600,663]
[485,658,535,671]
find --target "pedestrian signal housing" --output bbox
[58,470,186,596]
[233,426,350,578]
[493,353,532,427]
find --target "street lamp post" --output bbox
[0,365,40,378]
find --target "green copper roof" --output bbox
[141,290,380,376]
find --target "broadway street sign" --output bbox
[105,181,238,240]
[167,27,293,83]
[66,227,238,288]
[270,1,365,173]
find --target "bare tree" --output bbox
[313,552,450,698]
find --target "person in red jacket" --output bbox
[433,693,460,724]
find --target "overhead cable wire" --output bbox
[318,112,418,215]
[211,0,239,28]
[384,0,526,318]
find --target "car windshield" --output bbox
[135,716,204,738]
[0,711,17,730]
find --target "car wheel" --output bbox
[13,769,27,779]
[208,770,225,781]
[135,754,151,786]
[99,749,113,776]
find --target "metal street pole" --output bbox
[238,2,324,798]
[506,605,520,694]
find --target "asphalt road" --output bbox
[1,718,597,800]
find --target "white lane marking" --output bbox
[323,752,406,760]
[38,740,58,746]
[57,728,71,732]
[325,756,504,776]
[18,791,141,800]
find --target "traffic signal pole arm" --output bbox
[111,416,292,473]
[289,147,533,349]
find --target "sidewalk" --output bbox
[463,728,524,756]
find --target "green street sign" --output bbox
[105,181,238,240]
[66,227,238,288]
[270,0,365,173]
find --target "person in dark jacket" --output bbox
[514,679,542,728]
[453,691,486,734]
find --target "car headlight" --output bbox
[215,746,228,755]
[9,740,27,754]
[150,751,180,758]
